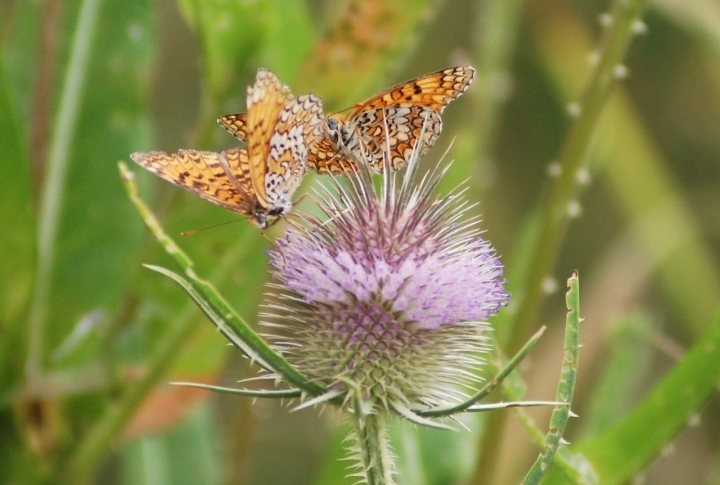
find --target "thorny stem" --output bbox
[353,398,396,485]
[522,272,581,485]
[473,2,647,483]
[509,0,649,354]
[60,165,263,484]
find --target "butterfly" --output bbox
[218,66,475,174]
[131,69,324,229]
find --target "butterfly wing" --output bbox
[218,113,248,142]
[245,69,294,208]
[307,135,359,175]
[130,148,255,215]
[263,94,324,211]
[348,66,475,116]
[336,66,474,171]
[222,112,360,176]
[352,106,442,171]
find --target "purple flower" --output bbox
[263,161,509,411]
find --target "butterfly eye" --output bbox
[326,119,341,144]
[339,125,355,146]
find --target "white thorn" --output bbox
[576,168,590,185]
[547,162,562,177]
[661,442,675,457]
[567,200,582,218]
[632,20,648,35]
[542,277,558,295]
[688,413,701,427]
[567,103,582,117]
[632,473,647,485]
[614,64,629,79]
[588,50,600,66]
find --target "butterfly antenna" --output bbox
[181,219,243,237]
[329,105,355,117]
[261,225,286,266]
[260,231,276,246]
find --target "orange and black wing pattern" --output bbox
[218,113,248,142]
[336,66,475,171]
[130,148,255,215]
[264,93,325,205]
[217,66,475,174]
[244,69,294,207]
[346,66,475,118]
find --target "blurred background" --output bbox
[1,0,719,484]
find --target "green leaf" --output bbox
[542,311,720,484]
[258,0,315,82]
[523,272,582,485]
[120,403,222,485]
[1,1,42,124]
[178,0,264,100]
[579,313,654,437]
[581,312,720,483]
[22,0,155,369]
[312,424,356,485]
[120,162,324,395]
[0,51,35,376]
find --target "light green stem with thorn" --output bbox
[509,0,648,353]
[353,398,396,485]
[522,272,582,485]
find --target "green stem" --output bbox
[353,398,396,485]
[522,272,581,485]
[26,0,103,385]
[119,163,323,393]
[509,0,648,353]
[60,217,261,485]
[418,326,545,417]
[61,164,257,483]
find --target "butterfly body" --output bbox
[131,70,323,229]
[325,106,443,172]
[218,66,474,175]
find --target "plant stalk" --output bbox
[353,399,396,485]
[26,0,104,386]
[509,0,649,354]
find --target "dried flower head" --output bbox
[262,152,509,417]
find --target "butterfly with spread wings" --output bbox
[131,69,324,229]
[218,66,475,174]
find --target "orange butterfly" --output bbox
[218,66,475,174]
[131,70,323,229]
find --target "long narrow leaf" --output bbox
[120,162,324,395]
[572,312,720,484]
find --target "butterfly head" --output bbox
[326,117,342,146]
[326,117,362,158]
[250,204,287,230]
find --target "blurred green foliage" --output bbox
[1,0,719,484]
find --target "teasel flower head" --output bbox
[262,151,509,421]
